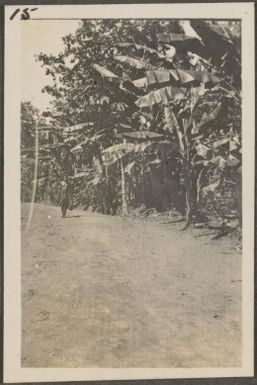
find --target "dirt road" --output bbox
[21,203,242,368]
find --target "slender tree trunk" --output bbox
[181,125,198,230]
[95,149,109,214]
[182,174,192,230]
[141,152,145,205]
[182,139,193,230]
[236,173,242,227]
[196,168,204,206]
[120,158,128,215]
[26,119,39,232]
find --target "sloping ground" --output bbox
[21,203,242,368]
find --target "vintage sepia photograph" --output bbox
[21,16,243,367]
[3,2,255,383]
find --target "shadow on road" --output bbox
[63,214,85,218]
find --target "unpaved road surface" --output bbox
[21,203,242,368]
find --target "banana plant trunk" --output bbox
[120,158,128,215]
[94,150,108,214]
[183,168,198,230]
[183,164,193,230]
[182,137,195,230]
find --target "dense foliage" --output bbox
[21,19,242,232]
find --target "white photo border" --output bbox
[4,2,255,382]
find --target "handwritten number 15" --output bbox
[10,8,38,20]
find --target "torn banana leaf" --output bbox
[135,86,188,107]
[198,103,222,128]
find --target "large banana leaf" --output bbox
[114,55,152,70]
[179,21,203,43]
[93,64,147,92]
[163,106,180,133]
[191,19,241,54]
[145,69,222,87]
[118,41,159,54]
[146,69,194,86]
[174,69,196,84]
[146,70,170,85]
[70,134,103,152]
[62,122,94,134]
[117,41,176,61]
[186,70,223,84]
[135,86,188,107]
[92,64,120,79]
[117,131,164,140]
[204,22,238,45]
[132,77,147,88]
[102,141,173,167]
[102,143,144,166]
[163,106,185,154]
[157,33,195,43]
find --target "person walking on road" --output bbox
[59,176,73,218]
